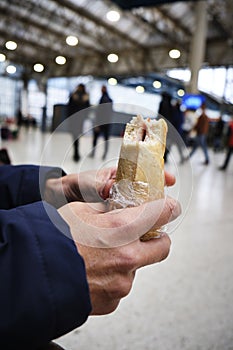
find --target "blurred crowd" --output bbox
[1,84,233,170]
[158,91,233,170]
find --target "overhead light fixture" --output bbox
[153,80,161,89]
[136,85,145,93]
[6,65,16,74]
[106,10,120,22]
[55,55,66,65]
[0,53,6,62]
[108,77,118,86]
[107,53,118,63]
[34,63,44,72]
[5,41,17,51]
[177,89,185,97]
[66,35,79,46]
[169,49,181,59]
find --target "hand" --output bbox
[44,167,117,208]
[58,195,181,315]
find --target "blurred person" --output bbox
[90,85,113,160]
[219,118,233,170]
[182,108,198,146]
[67,84,90,162]
[158,92,174,162]
[172,100,184,137]
[189,102,210,165]
[0,148,11,165]
[16,109,24,128]
[213,115,224,152]
[0,164,180,349]
[171,99,185,164]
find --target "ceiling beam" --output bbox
[51,0,144,49]
[0,6,104,55]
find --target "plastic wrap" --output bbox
[108,179,164,240]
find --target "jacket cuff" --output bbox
[19,165,65,205]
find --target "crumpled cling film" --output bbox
[108,179,163,209]
[108,178,165,241]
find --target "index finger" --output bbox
[119,232,171,270]
[70,197,181,248]
[165,171,176,187]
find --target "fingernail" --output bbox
[169,199,182,221]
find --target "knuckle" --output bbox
[107,212,128,229]
[117,246,138,271]
[110,276,133,299]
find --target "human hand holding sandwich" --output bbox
[57,169,181,315]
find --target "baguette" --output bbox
[109,115,167,241]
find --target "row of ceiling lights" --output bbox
[0,45,181,75]
[108,77,185,97]
[0,39,122,73]
[0,53,184,96]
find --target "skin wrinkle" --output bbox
[84,257,129,303]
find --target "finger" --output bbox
[136,233,171,268]
[108,167,117,179]
[84,197,181,247]
[97,167,117,200]
[164,171,176,186]
[113,233,171,272]
[101,179,115,199]
[106,196,181,231]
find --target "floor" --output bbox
[1,127,233,350]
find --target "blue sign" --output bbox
[182,94,205,110]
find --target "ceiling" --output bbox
[0,0,232,81]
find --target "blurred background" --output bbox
[0,0,232,131]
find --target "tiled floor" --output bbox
[2,127,233,350]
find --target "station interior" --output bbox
[0,1,233,349]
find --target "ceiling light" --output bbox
[55,55,66,65]
[169,49,181,59]
[177,89,185,97]
[5,41,17,50]
[107,53,118,63]
[108,77,118,86]
[136,85,145,93]
[0,53,6,62]
[106,10,120,22]
[66,35,79,46]
[34,63,44,72]
[6,65,16,74]
[153,80,161,89]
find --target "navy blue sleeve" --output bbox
[0,165,64,209]
[0,201,92,349]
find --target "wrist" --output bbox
[44,177,67,208]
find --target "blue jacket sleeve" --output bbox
[0,201,92,349]
[0,165,64,209]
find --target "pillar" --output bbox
[188,1,208,94]
[21,75,29,117]
[40,78,48,132]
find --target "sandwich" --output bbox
[109,115,167,241]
